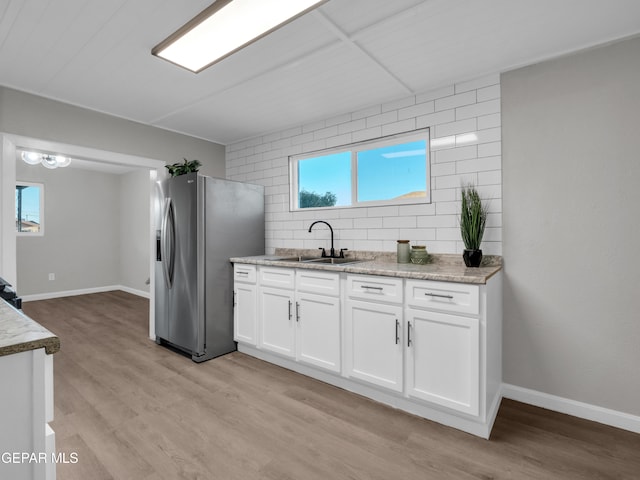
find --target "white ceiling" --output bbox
[1,0,640,147]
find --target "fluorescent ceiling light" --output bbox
[152,0,328,73]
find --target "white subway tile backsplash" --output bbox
[477,84,501,102]
[338,118,366,134]
[354,217,383,229]
[435,118,477,138]
[434,91,476,112]
[398,101,435,120]
[456,99,501,120]
[383,216,417,228]
[434,145,477,163]
[382,118,416,136]
[353,126,382,143]
[456,155,501,173]
[477,112,501,130]
[226,74,502,255]
[366,110,398,128]
[478,141,501,157]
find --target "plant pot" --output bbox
[463,249,483,268]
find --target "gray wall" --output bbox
[119,169,151,294]
[16,162,151,296]
[16,161,121,295]
[502,36,640,416]
[0,86,225,178]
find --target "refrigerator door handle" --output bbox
[161,198,176,288]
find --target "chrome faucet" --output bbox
[308,220,346,258]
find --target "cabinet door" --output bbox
[405,308,479,416]
[234,283,257,345]
[259,287,295,358]
[296,292,340,373]
[345,300,403,392]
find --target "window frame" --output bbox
[15,181,45,236]
[289,128,430,211]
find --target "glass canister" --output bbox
[397,240,410,263]
[410,245,429,264]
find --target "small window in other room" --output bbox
[16,182,44,235]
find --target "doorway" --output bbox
[1,133,165,339]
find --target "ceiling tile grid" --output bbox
[1,0,640,144]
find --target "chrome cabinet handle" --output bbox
[237,271,249,276]
[407,321,412,347]
[296,302,300,322]
[362,285,383,291]
[395,319,400,345]
[424,292,454,299]
[288,300,292,320]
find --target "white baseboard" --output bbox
[502,383,640,435]
[118,285,150,299]
[21,285,149,302]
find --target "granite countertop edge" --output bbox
[230,251,502,285]
[0,301,60,357]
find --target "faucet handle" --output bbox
[339,248,348,258]
[318,247,327,258]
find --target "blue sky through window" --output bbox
[16,185,41,224]
[357,140,427,202]
[298,152,351,206]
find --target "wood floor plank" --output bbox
[22,291,640,480]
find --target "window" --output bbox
[16,182,44,235]
[290,129,430,210]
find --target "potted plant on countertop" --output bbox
[165,158,201,177]
[460,183,488,267]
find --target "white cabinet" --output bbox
[259,285,296,357]
[254,267,341,372]
[233,264,258,346]
[234,260,502,439]
[345,274,404,392]
[296,291,340,372]
[345,299,403,392]
[405,309,479,415]
[0,348,56,480]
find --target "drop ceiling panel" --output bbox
[2,0,640,145]
[355,0,640,93]
[41,5,338,125]
[155,43,410,143]
[320,0,426,35]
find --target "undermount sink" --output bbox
[277,256,363,266]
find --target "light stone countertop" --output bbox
[0,299,60,357]
[231,248,502,285]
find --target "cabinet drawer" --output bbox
[406,280,479,315]
[259,267,295,289]
[234,264,256,283]
[347,275,403,304]
[296,270,340,297]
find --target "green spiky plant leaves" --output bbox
[460,183,488,251]
[165,158,202,177]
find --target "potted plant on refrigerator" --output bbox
[165,158,201,177]
[460,183,488,267]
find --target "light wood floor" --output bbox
[23,291,640,480]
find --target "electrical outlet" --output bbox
[48,273,55,281]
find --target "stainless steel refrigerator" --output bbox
[154,172,264,362]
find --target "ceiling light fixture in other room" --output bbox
[21,151,71,169]
[152,0,327,73]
